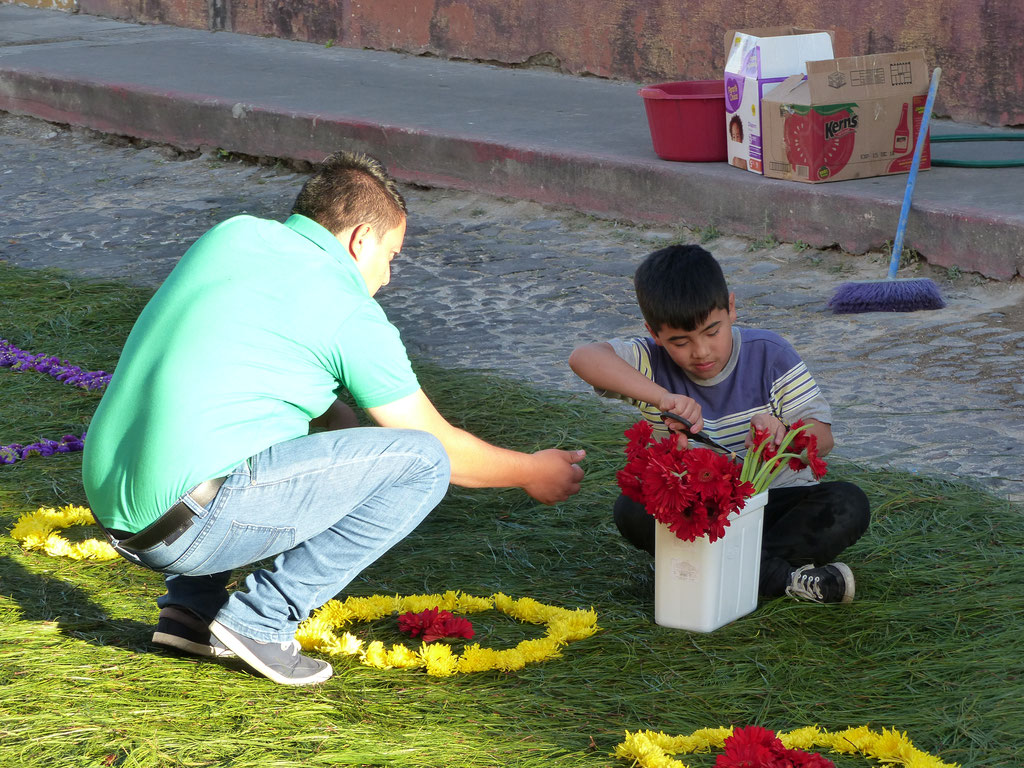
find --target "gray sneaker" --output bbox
[785,563,855,604]
[152,606,236,658]
[209,620,333,685]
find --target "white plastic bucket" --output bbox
[654,491,766,632]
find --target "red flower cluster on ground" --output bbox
[397,607,475,643]
[616,420,755,543]
[715,726,835,768]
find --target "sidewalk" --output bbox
[1,4,1023,281]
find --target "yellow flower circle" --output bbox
[614,725,958,768]
[10,505,118,561]
[296,591,599,677]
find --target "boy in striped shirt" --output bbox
[569,245,869,604]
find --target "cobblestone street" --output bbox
[2,113,1022,501]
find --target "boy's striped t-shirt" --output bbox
[603,326,831,488]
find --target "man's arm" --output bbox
[366,389,584,504]
[568,342,704,434]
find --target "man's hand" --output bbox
[658,395,703,448]
[745,412,787,448]
[523,449,586,504]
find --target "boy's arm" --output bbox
[367,389,585,504]
[568,342,704,434]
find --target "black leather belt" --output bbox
[115,476,226,551]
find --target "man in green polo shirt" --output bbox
[83,151,585,686]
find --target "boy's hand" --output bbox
[523,449,586,505]
[658,395,703,448]
[746,412,787,448]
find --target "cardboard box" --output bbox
[761,50,931,183]
[724,27,835,174]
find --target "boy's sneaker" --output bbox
[785,563,855,604]
[152,605,236,658]
[209,620,333,686]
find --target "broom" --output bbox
[828,67,946,314]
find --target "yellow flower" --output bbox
[614,732,688,768]
[546,608,600,641]
[339,632,364,656]
[396,594,442,614]
[360,640,390,669]
[455,644,501,674]
[347,594,397,621]
[778,725,822,751]
[515,637,561,663]
[294,617,346,654]
[72,538,120,561]
[315,599,356,628]
[386,644,422,669]
[454,592,493,614]
[11,505,116,561]
[419,643,458,677]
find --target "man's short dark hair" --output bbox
[292,151,407,236]
[634,244,730,332]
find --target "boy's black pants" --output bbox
[613,481,871,597]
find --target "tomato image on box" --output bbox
[761,50,932,183]
[723,27,835,174]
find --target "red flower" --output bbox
[623,419,654,459]
[749,428,779,462]
[785,420,828,479]
[398,608,475,643]
[715,727,835,768]
[683,448,737,501]
[716,726,784,768]
[617,421,752,542]
[786,751,835,768]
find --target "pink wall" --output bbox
[74,0,1024,126]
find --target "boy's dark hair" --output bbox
[292,150,407,236]
[634,244,730,332]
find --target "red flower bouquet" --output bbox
[397,607,475,644]
[617,420,754,543]
[617,418,828,543]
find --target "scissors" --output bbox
[659,411,734,455]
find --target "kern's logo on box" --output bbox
[783,104,857,180]
[824,113,858,139]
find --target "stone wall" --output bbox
[25,0,1024,125]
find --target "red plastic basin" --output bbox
[639,80,727,162]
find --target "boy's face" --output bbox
[647,293,737,380]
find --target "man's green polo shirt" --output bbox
[82,214,420,533]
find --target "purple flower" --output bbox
[0,434,86,465]
[0,339,112,391]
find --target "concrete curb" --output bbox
[1,45,1022,280]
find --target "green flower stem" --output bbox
[742,423,813,492]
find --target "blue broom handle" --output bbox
[887,67,942,280]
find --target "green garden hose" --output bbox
[930,133,1024,167]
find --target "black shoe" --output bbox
[152,605,236,658]
[209,620,333,686]
[785,563,855,604]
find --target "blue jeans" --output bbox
[114,428,450,642]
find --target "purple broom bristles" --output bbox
[828,278,946,314]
